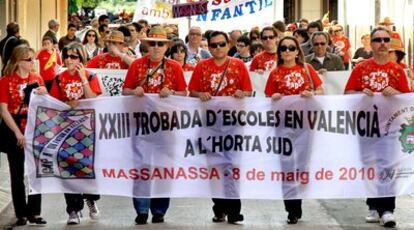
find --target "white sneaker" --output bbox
[365,210,379,223]
[67,211,80,225]
[380,211,396,228]
[86,200,100,220]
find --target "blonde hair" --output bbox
[3,46,35,76]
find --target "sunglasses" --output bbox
[313,42,326,47]
[64,54,80,60]
[104,31,110,34]
[21,57,35,62]
[371,37,391,43]
[236,44,246,48]
[87,34,96,37]
[209,41,227,48]
[261,35,275,40]
[148,41,166,47]
[334,29,342,32]
[175,49,185,53]
[279,45,297,52]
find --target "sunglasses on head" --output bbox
[313,42,326,47]
[148,41,166,47]
[64,54,80,60]
[209,41,227,49]
[371,37,391,43]
[279,45,297,52]
[261,35,275,40]
[22,57,34,62]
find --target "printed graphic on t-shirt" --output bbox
[18,83,27,98]
[105,62,121,69]
[334,40,345,53]
[64,82,84,100]
[210,72,228,92]
[362,71,389,91]
[264,60,276,71]
[284,72,305,90]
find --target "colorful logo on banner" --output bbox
[101,75,124,96]
[32,107,96,179]
[399,116,414,153]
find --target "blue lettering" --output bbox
[265,0,273,7]
[211,9,221,21]
[245,1,257,14]
[233,4,243,17]
[221,7,231,20]
[196,13,207,21]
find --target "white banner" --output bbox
[25,93,414,199]
[92,69,350,97]
[133,0,277,32]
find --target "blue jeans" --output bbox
[133,198,170,215]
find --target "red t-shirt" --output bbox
[123,56,187,93]
[0,72,44,115]
[264,64,322,96]
[249,51,277,71]
[188,57,252,96]
[36,49,62,81]
[345,59,410,93]
[86,53,129,69]
[49,70,102,102]
[331,36,351,64]
[183,63,195,72]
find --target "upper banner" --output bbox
[133,0,276,31]
[25,93,414,199]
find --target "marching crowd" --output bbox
[0,13,412,228]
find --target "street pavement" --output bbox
[1,194,414,229]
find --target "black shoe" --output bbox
[15,218,27,226]
[227,214,244,224]
[135,214,148,225]
[151,214,164,223]
[212,213,226,223]
[287,213,299,224]
[28,216,47,225]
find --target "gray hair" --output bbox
[48,19,59,29]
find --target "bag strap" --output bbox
[213,58,231,96]
[303,63,314,91]
[138,58,165,87]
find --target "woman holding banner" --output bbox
[264,36,324,224]
[49,42,102,225]
[0,46,48,226]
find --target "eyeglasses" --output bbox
[209,41,227,49]
[279,45,297,52]
[371,37,391,43]
[148,41,166,47]
[87,34,96,37]
[189,33,202,36]
[236,44,246,48]
[21,57,35,62]
[64,54,80,60]
[261,35,275,40]
[313,42,326,47]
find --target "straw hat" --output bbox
[105,30,125,43]
[143,26,170,42]
[379,17,394,26]
[389,37,405,54]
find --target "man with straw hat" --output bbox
[378,16,403,47]
[122,26,187,225]
[86,30,131,69]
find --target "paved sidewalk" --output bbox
[0,153,11,215]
